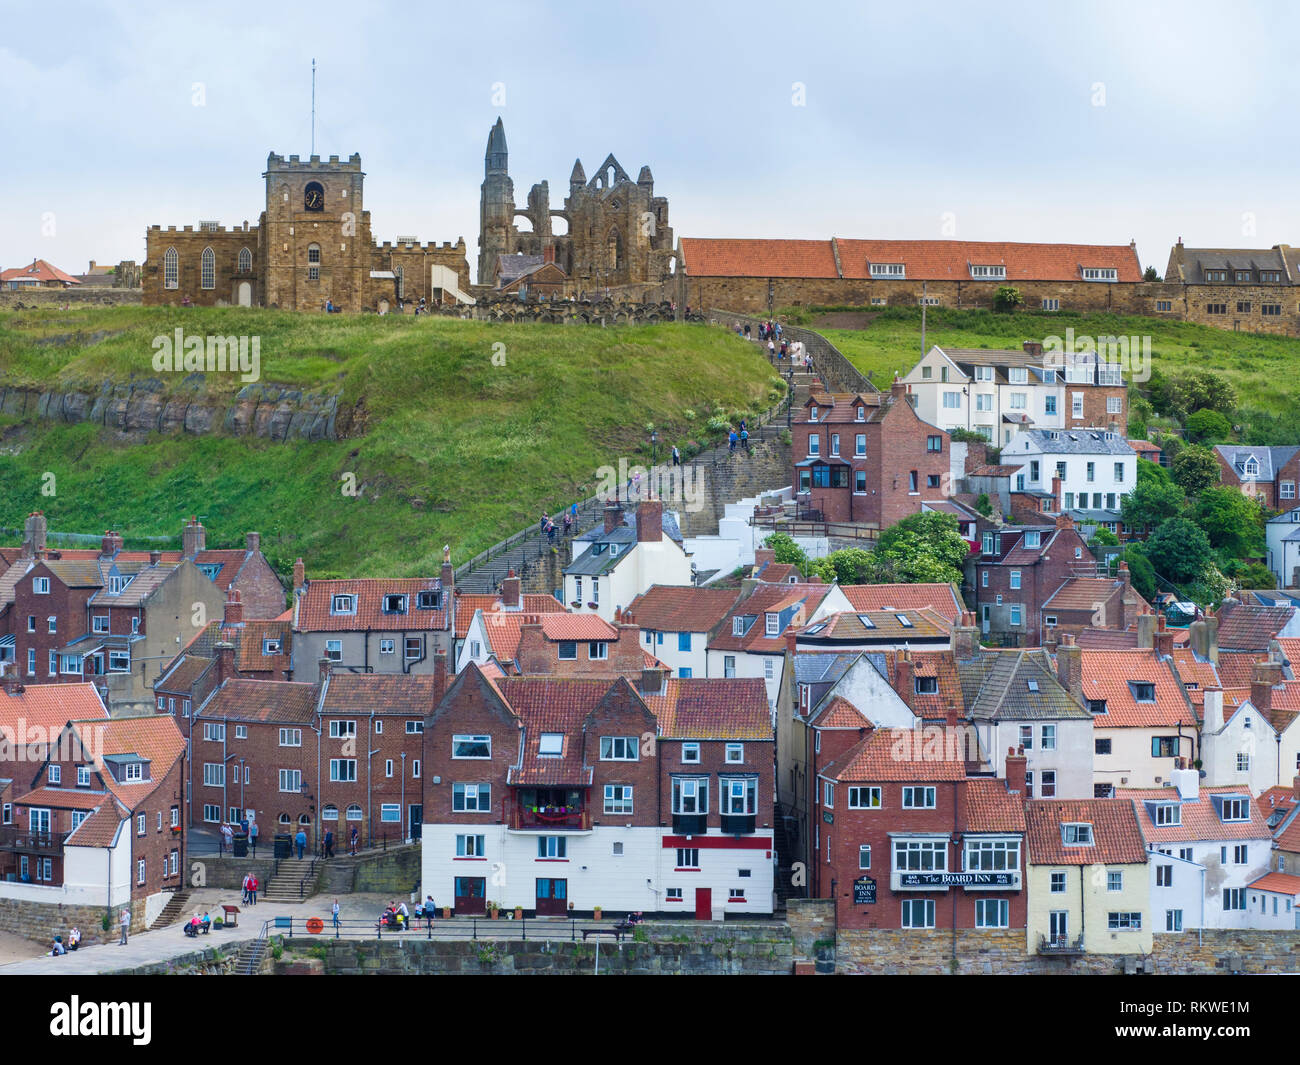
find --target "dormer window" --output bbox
[809,405,819,422]
[416,589,441,610]
[1218,796,1250,822]
[1062,822,1093,845]
[974,366,994,382]
[856,406,865,421]
[1153,803,1181,826]
[330,594,357,615]
[382,594,408,614]
[1088,699,1107,715]
[1024,530,1041,548]
[123,762,144,782]
[1242,458,1259,477]
[765,613,780,636]
[1008,367,1028,384]
[732,616,749,637]
[869,262,905,278]
[914,676,938,694]
[1129,681,1156,702]
[262,638,281,655]
[1081,267,1118,282]
[969,264,1006,280]
[108,575,133,595]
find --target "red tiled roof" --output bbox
[892,650,964,719]
[1042,578,1129,612]
[645,678,771,740]
[1248,872,1300,896]
[64,800,126,847]
[0,259,81,285]
[0,683,108,742]
[234,619,292,672]
[711,583,834,652]
[1025,799,1148,865]
[679,238,1143,283]
[1256,785,1300,825]
[625,586,741,635]
[801,609,951,642]
[1277,810,1300,854]
[1216,651,1267,689]
[77,715,187,810]
[1215,603,1295,651]
[754,562,798,583]
[498,677,611,786]
[321,673,441,715]
[963,778,1026,833]
[296,579,448,631]
[11,786,110,810]
[1126,786,1270,843]
[1081,649,1196,728]
[822,727,965,782]
[199,679,318,724]
[814,695,874,729]
[679,238,839,278]
[453,593,564,638]
[537,615,618,641]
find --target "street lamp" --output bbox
[650,429,658,467]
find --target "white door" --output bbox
[981,605,991,635]
[237,281,252,307]
[1048,910,1068,945]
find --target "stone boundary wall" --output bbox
[0,894,152,949]
[425,297,697,326]
[0,287,143,309]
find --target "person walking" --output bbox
[424,896,436,930]
[118,908,130,946]
[741,427,750,452]
[332,898,341,932]
[241,873,251,905]
[545,517,556,544]
[562,511,573,537]
[350,826,359,856]
[324,829,334,859]
[728,429,737,453]
[295,827,307,860]
[249,820,259,857]
[671,445,681,467]
[221,822,233,855]
[250,874,258,906]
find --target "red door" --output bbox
[536,878,568,916]
[694,887,712,920]
[454,877,486,915]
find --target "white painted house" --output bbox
[1000,427,1136,527]
[1197,688,1279,797]
[564,500,693,623]
[1266,507,1300,588]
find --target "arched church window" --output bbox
[238,247,252,273]
[307,243,321,281]
[163,247,178,289]
[200,247,215,290]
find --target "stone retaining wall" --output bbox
[0,895,150,949]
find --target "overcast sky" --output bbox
[1,0,1291,275]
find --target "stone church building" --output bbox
[477,118,675,295]
[143,152,472,312]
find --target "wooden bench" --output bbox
[581,927,626,942]
[221,905,240,928]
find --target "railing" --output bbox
[750,515,881,542]
[708,309,873,396]
[0,828,69,853]
[511,808,590,831]
[237,920,270,975]
[298,915,639,942]
[1037,933,1085,955]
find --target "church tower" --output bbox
[478,117,516,285]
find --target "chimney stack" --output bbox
[785,628,798,659]
[100,530,118,559]
[1251,659,1283,715]
[214,641,236,683]
[951,610,980,660]
[22,511,46,556]
[246,531,260,554]
[1005,745,1027,795]
[754,548,776,569]
[223,588,243,627]
[1171,758,1200,801]
[1022,341,1044,358]
[636,498,663,543]
[0,672,22,696]
[182,516,206,558]
[293,557,305,590]
[433,650,448,704]
[149,549,162,567]
[895,649,915,710]
[603,500,623,534]
[319,656,332,686]
[1153,615,1174,658]
[1051,474,1062,514]
[441,544,455,597]
[890,374,908,399]
[639,666,668,696]
[1137,613,1156,650]
[1203,687,1224,733]
[1056,633,1083,704]
[1293,774,1300,802]
[501,569,521,609]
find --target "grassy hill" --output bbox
[808,306,1300,435]
[0,307,783,577]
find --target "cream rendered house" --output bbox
[1025,798,1152,956]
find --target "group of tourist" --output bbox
[241,873,260,905]
[49,927,80,956]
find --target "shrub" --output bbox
[993,286,1023,312]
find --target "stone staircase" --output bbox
[771,815,802,914]
[234,933,268,975]
[262,857,318,903]
[148,889,192,930]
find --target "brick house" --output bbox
[816,728,1027,931]
[451,571,565,664]
[459,612,653,679]
[421,665,773,917]
[1039,567,1151,644]
[292,553,454,677]
[624,585,743,679]
[0,712,187,938]
[791,383,950,526]
[1215,445,1300,509]
[965,514,1097,646]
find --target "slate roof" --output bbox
[1025,799,1148,865]
[644,678,771,740]
[792,651,859,688]
[958,649,1089,722]
[839,583,964,624]
[1127,786,1269,843]
[1011,428,1135,456]
[296,579,448,631]
[822,727,966,782]
[496,253,545,283]
[1080,649,1196,728]
[321,673,442,716]
[573,509,683,544]
[1215,445,1299,483]
[1173,247,1292,282]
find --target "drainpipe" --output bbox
[1199,863,1205,948]
[1079,866,1086,950]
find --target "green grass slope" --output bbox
[0,307,783,577]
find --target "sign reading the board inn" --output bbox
[853,876,877,905]
[897,872,1017,888]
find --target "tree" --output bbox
[1121,460,1185,529]
[1185,408,1232,445]
[1143,266,1161,281]
[811,548,876,586]
[1193,487,1265,557]
[873,512,970,585]
[1089,527,1119,548]
[993,286,1023,312]
[1144,517,1213,584]
[763,532,809,575]
[1171,444,1221,498]
[1122,545,1158,601]
[1173,371,1237,419]
[975,493,993,518]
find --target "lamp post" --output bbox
[650,429,658,467]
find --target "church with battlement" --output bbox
[477,117,675,297]
[143,152,473,312]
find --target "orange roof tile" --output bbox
[0,259,82,285]
[1126,786,1270,843]
[453,593,564,639]
[1025,799,1148,865]
[296,579,448,631]
[679,237,839,278]
[624,586,742,634]
[836,239,1143,283]
[537,615,618,641]
[814,695,873,729]
[1248,872,1300,896]
[964,778,1026,833]
[839,584,963,624]
[822,727,965,782]
[1081,649,1196,728]
[645,678,771,740]
[0,683,108,742]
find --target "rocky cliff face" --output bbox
[0,380,347,441]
